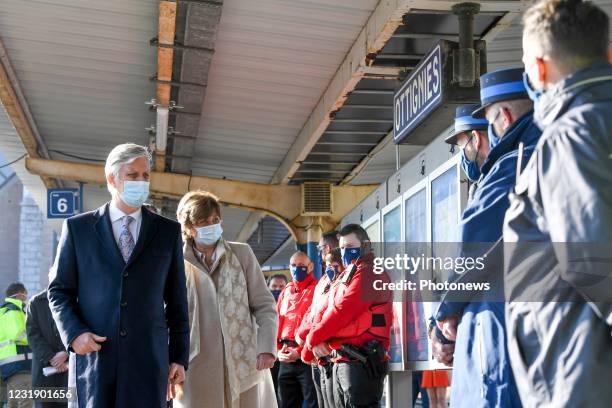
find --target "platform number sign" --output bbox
[47,188,79,219]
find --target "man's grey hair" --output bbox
[104,143,152,179]
[523,0,609,73]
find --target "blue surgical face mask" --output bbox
[325,265,336,281]
[488,122,500,149]
[195,223,223,246]
[461,148,480,182]
[120,180,150,208]
[341,247,361,267]
[270,289,282,302]
[290,265,309,282]
[523,72,544,110]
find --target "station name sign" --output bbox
[393,43,443,143]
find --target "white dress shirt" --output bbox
[109,201,142,246]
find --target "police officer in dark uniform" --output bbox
[445,104,490,201]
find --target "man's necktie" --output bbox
[119,216,135,262]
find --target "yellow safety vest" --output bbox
[0,297,29,366]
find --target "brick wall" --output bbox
[18,189,55,296]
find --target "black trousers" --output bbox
[271,361,281,402]
[333,360,388,408]
[319,364,335,408]
[278,360,318,408]
[312,364,324,408]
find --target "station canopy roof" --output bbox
[3,0,608,268]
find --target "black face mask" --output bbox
[270,289,282,302]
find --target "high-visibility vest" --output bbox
[0,297,30,367]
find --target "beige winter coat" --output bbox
[174,240,278,408]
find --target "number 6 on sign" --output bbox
[47,188,79,219]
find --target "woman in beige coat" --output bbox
[174,190,278,408]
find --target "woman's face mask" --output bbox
[194,222,223,246]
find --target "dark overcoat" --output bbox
[48,203,189,408]
[25,290,68,397]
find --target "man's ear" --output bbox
[536,57,547,85]
[107,173,117,191]
[472,130,483,150]
[308,262,314,273]
[500,107,513,132]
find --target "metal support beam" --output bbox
[236,211,267,243]
[317,141,379,146]
[25,158,376,242]
[392,33,481,40]
[153,1,178,171]
[331,119,393,124]
[324,131,387,135]
[0,39,55,188]
[453,2,481,87]
[341,131,394,185]
[350,89,395,95]
[376,53,424,60]
[341,105,393,110]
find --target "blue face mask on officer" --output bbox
[290,265,309,282]
[487,110,502,150]
[523,72,545,109]
[488,123,500,149]
[461,149,481,182]
[341,247,361,267]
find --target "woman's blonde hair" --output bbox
[176,190,222,241]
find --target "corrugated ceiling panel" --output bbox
[193,0,379,182]
[0,0,158,163]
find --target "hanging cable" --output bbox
[48,150,105,163]
[0,154,27,170]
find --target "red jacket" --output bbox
[306,253,392,358]
[276,273,317,355]
[297,274,334,363]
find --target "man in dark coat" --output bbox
[433,71,540,407]
[48,143,189,408]
[26,289,68,408]
[503,1,612,406]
